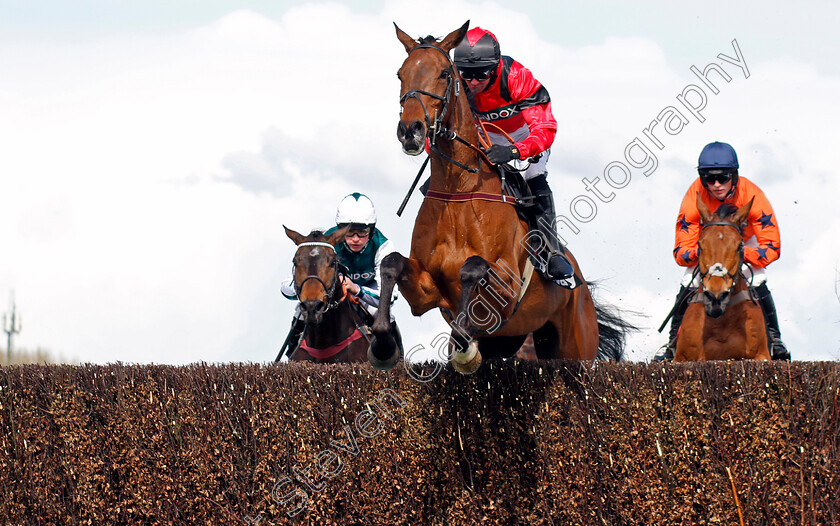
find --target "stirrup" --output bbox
[554,274,582,290]
[546,253,580,290]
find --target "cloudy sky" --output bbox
[2,0,838,364]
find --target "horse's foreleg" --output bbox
[368,252,445,370]
[450,256,496,375]
[674,306,704,361]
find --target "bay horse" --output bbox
[368,22,628,373]
[675,195,770,361]
[282,226,371,363]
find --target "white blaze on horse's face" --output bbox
[309,247,320,257]
[708,263,729,278]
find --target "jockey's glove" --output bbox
[484,144,520,164]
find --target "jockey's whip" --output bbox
[397,155,430,217]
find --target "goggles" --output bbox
[700,170,733,185]
[339,223,372,238]
[459,67,494,81]
[346,230,370,239]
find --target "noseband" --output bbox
[399,43,480,173]
[293,241,345,311]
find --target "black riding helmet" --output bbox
[453,27,501,80]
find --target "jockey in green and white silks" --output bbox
[279,193,402,359]
[280,192,398,317]
[280,225,398,318]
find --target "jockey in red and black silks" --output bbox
[454,26,576,288]
[469,58,557,164]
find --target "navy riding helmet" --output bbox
[698,141,739,188]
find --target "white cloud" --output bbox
[1,1,838,364]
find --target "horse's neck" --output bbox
[428,96,500,194]
[303,300,356,347]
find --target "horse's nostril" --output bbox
[409,120,425,139]
[302,299,325,315]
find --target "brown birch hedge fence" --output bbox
[0,360,838,525]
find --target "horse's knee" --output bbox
[380,252,405,282]
[460,256,489,284]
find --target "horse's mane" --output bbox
[306,230,329,241]
[419,35,438,45]
[714,203,738,219]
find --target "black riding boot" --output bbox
[653,285,692,362]
[753,282,791,360]
[526,176,578,288]
[276,317,305,361]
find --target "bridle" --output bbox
[399,42,486,173]
[288,239,374,360]
[694,220,750,308]
[293,241,345,312]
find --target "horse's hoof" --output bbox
[451,340,482,375]
[368,338,400,371]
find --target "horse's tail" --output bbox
[589,284,638,361]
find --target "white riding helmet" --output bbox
[335,193,377,226]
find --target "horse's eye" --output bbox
[439,69,450,79]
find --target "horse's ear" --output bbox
[394,23,418,53]
[731,196,754,227]
[284,225,305,245]
[439,20,470,53]
[696,193,714,224]
[327,225,350,246]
